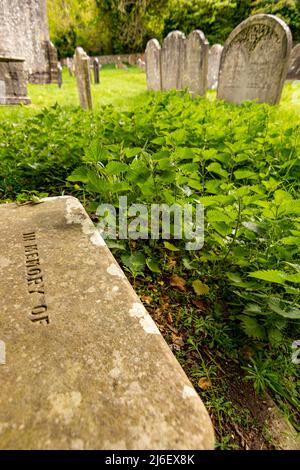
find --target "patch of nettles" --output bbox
[0,92,299,423]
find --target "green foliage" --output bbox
[48,0,300,56]
[1,85,300,350]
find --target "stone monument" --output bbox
[0,0,58,84]
[217,14,292,105]
[0,56,31,105]
[145,39,162,91]
[93,58,100,84]
[161,31,186,91]
[208,44,223,90]
[183,30,209,96]
[74,47,93,110]
[0,196,215,450]
[287,44,300,80]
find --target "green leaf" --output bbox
[105,161,128,175]
[207,162,229,178]
[121,252,145,276]
[67,166,89,183]
[192,280,210,296]
[234,170,257,180]
[239,316,266,340]
[146,257,161,273]
[248,270,286,285]
[163,241,180,251]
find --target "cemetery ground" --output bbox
[1,66,300,450]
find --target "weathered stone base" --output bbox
[0,57,31,105]
[0,197,214,450]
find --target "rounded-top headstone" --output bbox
[208,44,223,90]
[145,38,162,91]
[217,14,292,105]
[161,31,186,91]
[184,30,209,96]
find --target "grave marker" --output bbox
[217,14,292,105]
[161,31,186,90]
[208,44,223,90]
[0,56,31,105]
[0,196,215,450]
[183,30,209,96]
[93,58,100,84]
[287,44,300,80]
[145,39,161,90]
[74,47,92,110]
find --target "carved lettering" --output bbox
[22,232,49,325]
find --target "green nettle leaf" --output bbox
[164,241,180,251]
[146,257,161,273]
[105,161,129,175]
[248,270,287,285]
[67,166,89,183]
[207,162,229,178]
[239,316,266,340]
[234,170,257,180]
[268,328,283,346]
[192,280,210,296]
[173,147,194,160]
[121,252,145,276]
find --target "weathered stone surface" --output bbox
[218,14,292,105]
[161,31,186,91]
[207,44,223,90]
[0,0,57,84]
[183,30,209,96]
[0,196,214,450]
[74,47,93,110]
[67,57,74,77]
[57,63,62,89]
[0,56,31,105]
[93,58,100,84]
[145,39,161,90]
[287,44,300,80]
[48,42,59,84]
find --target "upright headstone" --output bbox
[207,44,223,90]
[287,44,300,80]
[183,30,209,96]
[93,58,100,84]
[217,14,292,105]
[0,196,215,450]
[74,47,93,110]
[48,42,59,84]
[161,31,186,91]
[145,39,162,91]
[57,63,63,88]
[0,56,31,105]
[0,0,57,84]
[67,57,74,76]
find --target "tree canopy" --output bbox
[47,0,300,58]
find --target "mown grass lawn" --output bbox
[1,68,300,449]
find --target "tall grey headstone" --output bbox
[74,47,93,110]
[145,39,162,90]
[217,14,292,105]
[183,30,209,96]
[67,57,74,76]
[93,58,100,84]
[208,44,223,90]
[287,44,300,80]
[0,196,215,450]
[0,0,57,84]
[161,31,186,91]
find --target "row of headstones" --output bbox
[145,14,293,105]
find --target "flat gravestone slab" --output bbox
[0,197,214,450]
[217,14,292,105]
